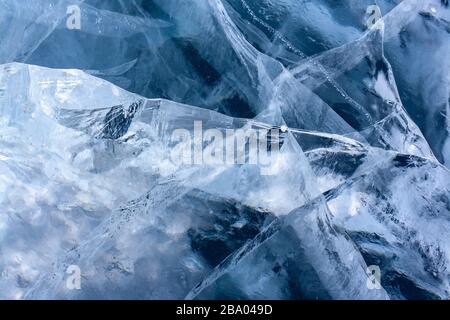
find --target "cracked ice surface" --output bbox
[0,0,449,300]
